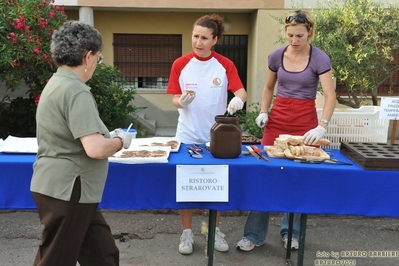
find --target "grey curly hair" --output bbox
[50,20,103,67]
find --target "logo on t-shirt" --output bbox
[212,77,222,87]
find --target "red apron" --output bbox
[261,96,318,145]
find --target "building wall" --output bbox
[67,10,256,111]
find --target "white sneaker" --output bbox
[282,237,299,250]
[179,229,194,255]
[214,227,229,252]
[236,237,261,252]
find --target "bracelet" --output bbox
[114,136,124,150]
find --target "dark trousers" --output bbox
[32,177,119,266]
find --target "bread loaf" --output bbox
[288,136,304,145]
[288,135,330,146]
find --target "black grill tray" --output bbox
[340,142,399,170]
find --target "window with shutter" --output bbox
[113,34,182,91]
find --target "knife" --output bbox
[246,146,260,159]
[251,145,269,162]
[300,159,352,165]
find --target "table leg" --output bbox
[285,212,294,266]
[285,213,308,266]
[207,210,217,266]
[297,214,307,266]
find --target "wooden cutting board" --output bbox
[264,146,330,160]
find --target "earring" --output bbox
[84,68,87,73]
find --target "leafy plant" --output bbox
[86,64,145,133]
[273,0,399,108]
[236,102,263,139]
[0,1,146,138]
[0,0,67,139]
[311,0,399,108]
[0,0,67,96]
[0,96,37,138]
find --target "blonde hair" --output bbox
[284,10,315,41]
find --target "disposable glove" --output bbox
[227,97,244,115]
[255,112,268,128]
[303,125,326,145]
[114,128,133,149]
[178,92,196,107]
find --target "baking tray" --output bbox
[109,146,171,164]
[0,136,38,153]
[340,142,399,170]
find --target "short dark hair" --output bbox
[50,20,103,67]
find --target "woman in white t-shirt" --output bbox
[167,13,247,255]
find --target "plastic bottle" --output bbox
[210,115,242,158]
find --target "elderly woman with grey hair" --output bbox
[30,20,131,266]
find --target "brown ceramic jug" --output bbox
[210,115,242,158]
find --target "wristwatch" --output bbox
[320,119,329,125]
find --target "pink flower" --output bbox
[34,94,41,106]
[38,18,48,29]
[49,11,55,18]
[33,47,40,54]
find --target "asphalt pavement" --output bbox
[1,210,399,266]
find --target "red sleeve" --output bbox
[167,53,193,95]
[213,52,244,93]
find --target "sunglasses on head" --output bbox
[285,15,309,25]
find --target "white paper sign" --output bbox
[176,165,229,202]
[379,97,399,120]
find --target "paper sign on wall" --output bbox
[176,165,229,202]
[379,97,399,120]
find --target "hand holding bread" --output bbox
[178,90,196,107]
[303,125,327,145]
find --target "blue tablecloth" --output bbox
[1,145,399,217]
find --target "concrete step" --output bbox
[155,126,176,137]
[133,112,156,135]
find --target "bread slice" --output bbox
[288,136,304,146]
[185,89,195,95]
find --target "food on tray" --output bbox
[264,135,330,159]
[242,136,261,143]
[139,141,179,150]
[115,150,167,158]
[133,138,180,152]
[150,140,179,150]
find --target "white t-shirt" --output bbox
[167,51,244,144]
